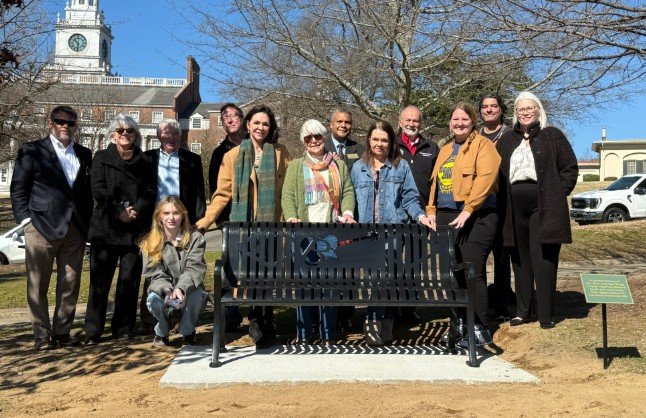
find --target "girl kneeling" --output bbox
[139,196,208,347]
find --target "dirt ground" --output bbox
[1,273,644,417]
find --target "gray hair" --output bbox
[157,118,181,138]
[106,113,142,148]
[327,107,353,123]
[400,105,424,122]
[512,91,548,129]
[300,119,328,143]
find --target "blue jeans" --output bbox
[296,306,337,340]
[146,290,207,337]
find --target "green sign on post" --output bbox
[580,274,634,369]
[580,274,634,304]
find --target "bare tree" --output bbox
[0,0,54,163]
[177,0,644,131]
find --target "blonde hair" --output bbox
[512,91,548,129]
[139,196,191,264]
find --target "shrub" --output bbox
[604,176,617,181]
[583,174,600,181]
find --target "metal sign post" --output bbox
[580,274,634,369]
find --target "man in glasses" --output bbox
[10,105,93,350]
[207,103,245,332]
[139,118,206,334]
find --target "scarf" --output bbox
[230,139,276,222]
[303,151,341,218]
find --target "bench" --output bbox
[210,222,479,367]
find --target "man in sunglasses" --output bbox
[10,105,94,350]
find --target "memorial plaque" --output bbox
[580,274,634,304]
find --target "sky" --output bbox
[44,0,645,158]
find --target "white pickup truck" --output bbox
[570,174,646,225]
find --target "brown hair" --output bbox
[449,102,478,135]
[362,121,401,167]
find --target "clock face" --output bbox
[102,39,108,58]
[68,34,87,52]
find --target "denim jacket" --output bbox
[350,159,425,223]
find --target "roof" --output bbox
[592,139,646,153]
[32,82,183,108]
[180,102,225,119]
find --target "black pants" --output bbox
[437,208,498,329]
[85,244,142,338]
[490,224,514,315]
[509,182,561,323]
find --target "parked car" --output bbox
[0,223,26,264]
[570,174,646,225]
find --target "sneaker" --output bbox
[248,319,263,343]
[363,319,384,346]
[458,325,492,348]
[152,335,170,348]
[440,317,466,345]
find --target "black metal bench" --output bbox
[210,222,479,367]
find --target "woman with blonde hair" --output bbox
[427,102,501,348]
[140,196,207,347]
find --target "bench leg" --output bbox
[210,303,224,367]
[465,301,479,368]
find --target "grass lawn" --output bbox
[0,251,220,310]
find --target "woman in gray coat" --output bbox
[139,196,208,347]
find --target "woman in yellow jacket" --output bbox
[427,102,501,348]
[195,104,290,349]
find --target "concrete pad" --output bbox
[160,345,539,388]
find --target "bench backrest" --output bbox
[221,222,458,294]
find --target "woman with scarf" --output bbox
[195,105,290,348]
[281,119,356,345]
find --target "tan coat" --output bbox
[426,132,501,215]
[196,143,291,230]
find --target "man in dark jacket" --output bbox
[397,105,439,325]
[325,107,365,170]
[10,106,93,350]
[139,118,206,333]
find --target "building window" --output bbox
[190,143,202,155]
[129,111,140,122]
[151,139,160,149]
[81,137,91,149]
[0,169,7,184]
[152,111,163,124]
[191,117,202,129]
[35,107,45,116]
[81,110,92,121]
[626,160,636,175]
[104,110,115,122]
[218,114,223,126]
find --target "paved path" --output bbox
[160,345,539,387]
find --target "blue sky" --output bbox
[45,0,645,158]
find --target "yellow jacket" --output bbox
[196,143,291,230]
[426,132,501,215]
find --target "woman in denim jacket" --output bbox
[350,121,433,345]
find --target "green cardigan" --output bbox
[281,157,356,222]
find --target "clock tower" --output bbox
[52,0,113,75]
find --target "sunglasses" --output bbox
[53,118,77,128]
[116,128,136,135]
[304,134,324,144]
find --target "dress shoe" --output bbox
[34,337,56,351]
[540,321,555,329]
[510,317,527,327]
[152,335,170,348]
[53,334,81,347]
[182,332,197,346]
[84,336,100,346]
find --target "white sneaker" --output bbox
[458,325,492,348]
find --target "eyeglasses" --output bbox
[116,128,135,135]
[516,106,537,115]
[53,118,77,127]
[222,114,241,121]
[303,134,324,144]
